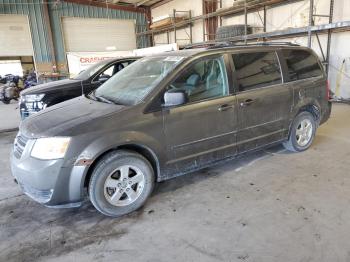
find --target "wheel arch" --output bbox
[287,100,321,139]
[296,104,321,123]
[83,143,161,188]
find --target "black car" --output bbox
[19,57,139,119]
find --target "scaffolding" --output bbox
[150,9,193,45]
[138,0,349,75]
[202,0,222,42]
[138,0,307,39]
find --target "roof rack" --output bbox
[208,41,300,49]
[183,41,300,50]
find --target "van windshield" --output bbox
[92,56,185,105]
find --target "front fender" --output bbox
[69,130,164,198]
[77,131,164,163]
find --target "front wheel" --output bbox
[283,112,317,152]
[2,98,10,104]
[89,150,155,217]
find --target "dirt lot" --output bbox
[1,103,350,262]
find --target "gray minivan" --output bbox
[11,44,332,217]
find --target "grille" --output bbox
[13,135,29,159]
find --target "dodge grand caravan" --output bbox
[11,43,332,217]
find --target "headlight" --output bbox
[24,94,45,102]
[31,137,71,160]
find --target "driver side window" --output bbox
[95,62,128,82]
[168,56,229,104]
[95,64,114,82]
[102,65,114,77]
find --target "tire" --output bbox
[283,112,317,152]
[2,98,10,104]
[216,25,252,40]
[89,150,155,217]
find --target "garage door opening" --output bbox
[0,15,34,57]
[61,17,137,53]
[0,56,35,77]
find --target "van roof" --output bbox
[150,43,309,58]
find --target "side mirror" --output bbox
[163,89,188,107]
[98,76,110,84]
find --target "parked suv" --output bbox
[19,57,139,119]
[11,44,331,217]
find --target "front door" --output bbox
[231,51,293,153]
[162,55,238,172]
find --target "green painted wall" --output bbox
[0,0,150,72]
[0,0,53,63]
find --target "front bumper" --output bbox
[10,135,87,207]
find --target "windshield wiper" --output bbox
[87,92,98,101]
[87,92,118,104]
[96,95,123,105]
[87,90,124,105]
[95,95,113,104]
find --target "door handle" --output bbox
[218,104,234,111]
[240,99,255,107]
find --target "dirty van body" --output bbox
[19,57,139,119]
[11,44,332,217]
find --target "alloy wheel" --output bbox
[296,119,313,147]
[104,165,145,207]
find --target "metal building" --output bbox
[0,0,150,77]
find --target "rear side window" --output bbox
[232,52,282,92]
[282,49,323,81]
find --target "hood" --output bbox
[21,79,82,95]
[20,96,126,138]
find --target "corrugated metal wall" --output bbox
[48,1,149,64]
[0,0,149,72]
[0,0,53,63]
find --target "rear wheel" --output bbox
[89,150,155,217]
[283,112,317,152]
